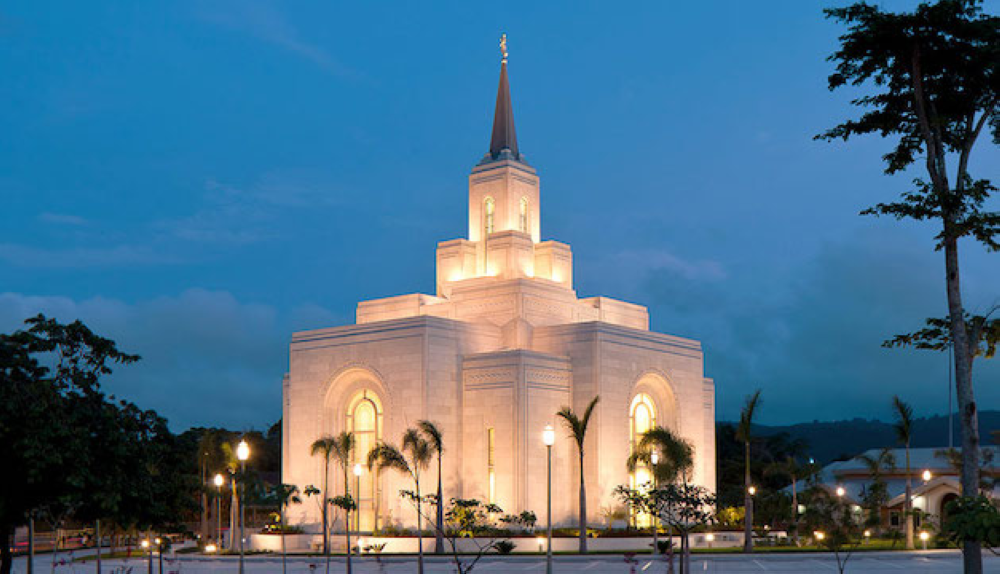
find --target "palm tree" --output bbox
[311,432,356,574]
[417,420,445,554]
[555,395,600,553]
[368,429,433,574]
[626,426,694,484]
[892,396,914,549]
[270,484,302,574]
[626,426,693,567]
[220,442,241,552]
[735,389,762,553]
[764,456,805,546]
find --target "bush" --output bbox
[494,540,515,554]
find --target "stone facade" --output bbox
[282,53,716,534]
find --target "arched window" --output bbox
[629,393,657,527]
[519,197,529,233]
[484,197,495,236]
[346,390,383,531]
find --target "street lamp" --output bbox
[353,463,364,534]
[237,439,250,574]
[747,485,756,496]
[213,473,225,546]
[542,424,555,574]
[835,486,845,498]
[919,530,929,550]
[155,538,163,574]
[650,451,659,556]
[922,469,932,483]
[141,539,151,574]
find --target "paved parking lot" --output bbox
[12,551,1000,573]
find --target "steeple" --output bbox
[488,34,519,161]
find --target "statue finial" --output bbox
[500,33,508,64]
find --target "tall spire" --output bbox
[489,33,519,161]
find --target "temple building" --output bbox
[281,39,716,534]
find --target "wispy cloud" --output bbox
[0,243,172,268]
[38,212,89,226]
[196,0,355,79]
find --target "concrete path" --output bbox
[10,550,1000,573]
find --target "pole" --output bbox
[96,520,101,574]
[546,443,552,574]
[157,540,163,574]
[27,515,34,574]
[652,480,658,556]
[217,487,222,545]
[239,460,246,574]
[355,474,361,534]
[147,542,152,574]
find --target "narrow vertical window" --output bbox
[628,393,656,527]
[519,197,528,232]
[487,427,496,504]
[484,197,495,236]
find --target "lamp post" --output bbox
[237,439,251,574]
[650,451,659,556]
[155,537,163,574]
[214,473,225,546]
[921,469,932,483]
[141,539,151,574]
[352,463,364,540]
[542,424,555,574]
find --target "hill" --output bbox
[721,410,1000,465]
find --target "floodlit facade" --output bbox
[282,44,716,534]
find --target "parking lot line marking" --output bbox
[752,559,769,570]
[582,562,603,570]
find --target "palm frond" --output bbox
[735,389,762,443]
[367,442,411,476]
[417,420,444,454]
[891,395,913,445]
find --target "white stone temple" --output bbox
[282,42,716,534]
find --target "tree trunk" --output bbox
[95,520,101,574]
[435,455,444,554]
[904,445,913,550]
[201,459,208,544]
[579,451,588,553]
[230,476,240,552]
[281,503,287,574]
[344,466,352,574]
[0,523,12,574]
[743,441,753,553]
[28,516,34,574]
[944,233,982,574]
[415,479,424,574]
[791,478,798,546]
[322,458,330,556]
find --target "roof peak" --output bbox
[488,34,519,162]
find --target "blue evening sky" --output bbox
[1,1,997,431]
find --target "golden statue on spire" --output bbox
[500,33,508,64]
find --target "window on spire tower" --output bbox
[484,197,495,236]
[519,197,528,233]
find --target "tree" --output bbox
[268,484,301,574]
[416,420,445,555]
[0,316,140,574]
[764,456,808,545]
[401,495,507,574]
[626,426,693,566]
[801,486,865,574]
[615,482,715,574]
[889,396,915,548]
[311,432,356,574]
[855,447,897,534]
[555,395,600,553]
[818,3,999,570]
[368,429,433,574]
[735,389,762,552]
[221,442,243,552]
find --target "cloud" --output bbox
[0,289,342,430]
[636,229,1000,424]
[195,0,355,79]
[0,243,172,268]
[38,212,88,226]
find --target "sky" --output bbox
[1,1,997,431]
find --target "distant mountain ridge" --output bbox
[719,410,1000,465]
